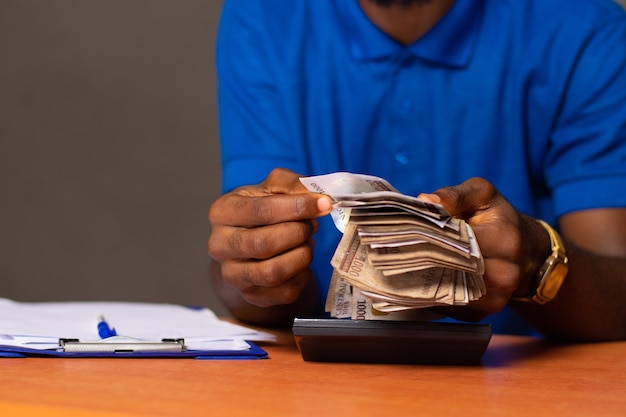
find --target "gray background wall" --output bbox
[0,0,228,316]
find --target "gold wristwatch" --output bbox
[512,219,569,305]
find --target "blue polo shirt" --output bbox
[216,0,626,335]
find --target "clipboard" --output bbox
[292,318,492,365]
[0,338,269,359]
[0,298,272,360]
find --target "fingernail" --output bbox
[317,196,332,213]
[418,193,441,203]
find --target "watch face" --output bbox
[539,259,568,300]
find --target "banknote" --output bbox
[326,271,445,321]
[300,171,450,232]
[301,172,485,319]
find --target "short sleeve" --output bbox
[216,0,303,192]
[546,13,626,216]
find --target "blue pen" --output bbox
[97,315,118,339]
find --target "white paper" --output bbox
[0,298,275,351]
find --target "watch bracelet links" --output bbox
[511,219,569,304]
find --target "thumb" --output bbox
[420,177,498,218]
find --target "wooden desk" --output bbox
[1,329,624,417]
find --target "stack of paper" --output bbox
[0,298,274,358]
[300,172,485,320]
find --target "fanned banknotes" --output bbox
[300,172,486,320]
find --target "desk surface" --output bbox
[1,328,625,417]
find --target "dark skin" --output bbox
[208,168,626,341]
[208,168,326,327]
[419,182,626,341]
[208,1,626,340]
[357,0,453,44]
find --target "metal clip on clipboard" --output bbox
[59,337,185,353]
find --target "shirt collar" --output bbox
[339,0,484,68]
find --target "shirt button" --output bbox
[395,149,410,165]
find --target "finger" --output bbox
[423,177,499,219]
[482,257,520,295]
[261,167,309,194]
[430,292,508,323]
[471,220,521,258]
[208,220,315,262]
[220,242,313,291]
[210,191,332,228]
[427,257,519,322]
[240,269,312,307]
[450,258,519,319]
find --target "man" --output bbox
[208,0,626,341]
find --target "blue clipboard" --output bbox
[0,298,272,360]
[0,338,268,359]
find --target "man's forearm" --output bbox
[512,241,626,342]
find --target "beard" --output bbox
[367,0,433,6]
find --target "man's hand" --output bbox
[207,168,332,325]
[419,177,626,341]
[419,177,549,323]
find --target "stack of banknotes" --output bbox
[300,172,485,320]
